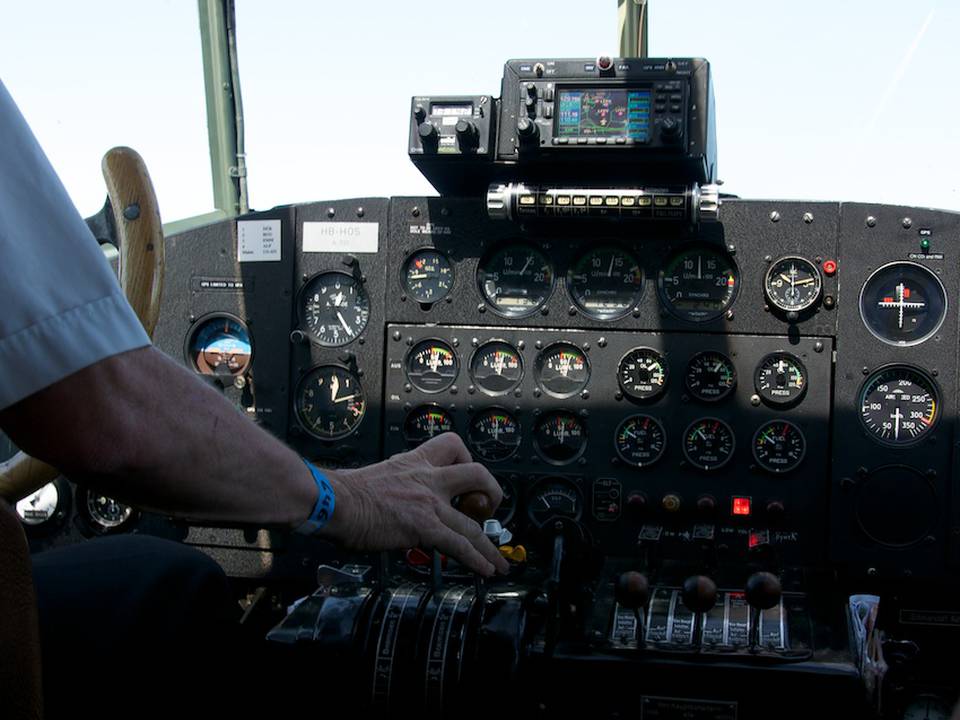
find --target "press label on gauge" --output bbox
[618,348,668,401]
[754,353,807,407]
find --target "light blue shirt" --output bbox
[0,79,150,410]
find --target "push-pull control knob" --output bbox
[516,117,539,146]
[681,575,718,614]
[455,118,479,151]
[417,121,439,148]
[745,571,782,610]
[615,571,650,610]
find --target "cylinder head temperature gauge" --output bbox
[859,365,939,446]
[764,256,822,315]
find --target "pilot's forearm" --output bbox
[0,346,319,528]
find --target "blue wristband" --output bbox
[295,458,336,536]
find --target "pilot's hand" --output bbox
[321,433,509,577]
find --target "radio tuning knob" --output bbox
[455,119,479,150]
[660,117,682,144]
[413,104,427,123]
[516,117,539,144]
[525,82,538,98]
[417,121,439,147]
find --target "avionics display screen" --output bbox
[557,88,652,140]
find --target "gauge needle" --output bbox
[607,255,615,277]
[329,374,340,402]
[333,394,358,403]
[337,312,354,336]
[893,406,902,440]
[519,257,532,276]
[409,273,427,279]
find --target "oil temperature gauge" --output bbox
[470,341,523,395]
[403,405,454,447]
[618,348,668,401]
[753,420,806,473]
[754,353,808,407]
[527,478,582,528]
[402,248,454,303]
[468,408,521,462]
[615,415,666,468]
[683,418,735,471]
[764,256,822,314]
[534,411,587,465]
[406,339,459,393]
[535,342,590,398]
[685,351,737,402]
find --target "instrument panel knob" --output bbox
[516,117,539,144]
[417,121,439,145]
[413,104,427,123]
[745,571,782,610]
[455,119,479,150]
[681,575,718,614]
[660,117,682,143]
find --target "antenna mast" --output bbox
[618,0,648,57]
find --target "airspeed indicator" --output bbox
[859,366,939,446]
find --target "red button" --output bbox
[823,259,837,276]
[598,56,613,70]
[732,496,752,516]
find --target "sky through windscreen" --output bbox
[0,0,956,222]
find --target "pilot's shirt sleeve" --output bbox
[0,79,150,411]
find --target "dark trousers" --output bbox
[32,535,240,718]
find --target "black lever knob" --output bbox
[615,571,650,610]
[681,575,718,614]
[413,104,427,123]
[745,571,782,610]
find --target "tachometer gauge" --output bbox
[535,342,590,398]
[82,489,136,532]
[477,244,554,317]
[403,405,454,447]
[683,418,735,471]
[859,365,939,446]
[752,420,806,473]
[468,408,521,462]
[658,246,739,322]
[527,478,582,528]
[685,351,737,402]
[764,256,822,314]
[618,348,668,401]
[405,339,459,393]
[534,411,587,465]
[470,341,523,395]
[296,365,366,440]
[567,246,644,320]
[186,314,252,376]
[615,415,667,467]
[300,271,370,347]
[402,249,454,303]
[754,353,808,407]
[859,261,947,346]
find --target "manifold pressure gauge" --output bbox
[764,256,822,315]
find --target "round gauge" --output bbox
[685,351,737,402]
[467,408,521,462]
[300,271,370,347]
[527,478,582,528]
[567,246,644,320]
[752,420,806,473]
[534,411,587,465]
[296,365,366,440]
[405,339,459,393]
[764,256,822,314]
[683,418,736,471]
[859,366,939,446]
[470,341,524,396]
[84,490,135,531]
[403,405,454,447]
[658,246,739,322]
[754,353,808,407]
[860,262,947,346]
[16,482,63,527]
[902,695,952,720]
[185,314,252,376]
[402,248,454,303]
[618,348,668,401]
[477,244,554,317]
[614,415,667,467]
[493,475,518,525]
[535,343,590,398]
